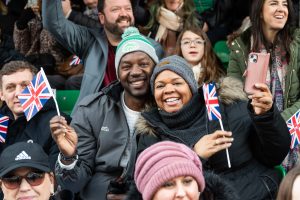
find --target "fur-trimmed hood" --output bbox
[135,76,247,136]
[125,171,239,200]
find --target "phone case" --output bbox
[243,52,270,94]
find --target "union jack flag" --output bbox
[203,82,221,121]
[0,115,9,143]
[286,110,300,149]
[69,55,81,66]
[18,68,53,121]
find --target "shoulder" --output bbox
[218,77,248,105]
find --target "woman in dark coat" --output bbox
[135,55,290,199]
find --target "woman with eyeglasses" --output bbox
[0,142,58,200]
[227,0,300,172]
[175,26,225,86]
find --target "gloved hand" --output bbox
[16,8,36,30]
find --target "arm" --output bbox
[51,107,96,192]
[42,0,92,57]
[248,84,290,166]
[227,47,245,81]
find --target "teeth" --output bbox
[275,15,284,19]
[165,98,179,102]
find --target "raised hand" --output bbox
[193,130,233,159]
[49,116,78,157]
[248,83,273,115]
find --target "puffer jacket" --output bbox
[135,77,290,200]
[227,28,300,121]
[126,171,239,200]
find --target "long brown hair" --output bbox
[277,165,300,200]
[175,26,225,85]
[250,0,295,53]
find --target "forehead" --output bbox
[104,0,131,8]
[182,31,202,39]
[120,51,152,62]
[1,69,33,85]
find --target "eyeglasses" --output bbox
[1,171,45,189]
[181,39,205,47]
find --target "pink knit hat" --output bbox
[134,141,205,200]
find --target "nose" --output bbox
[175,184,186,198]
[19,178,31,192]
[15,85,24,97]
[164,83,175,94]
[130,65,142,77]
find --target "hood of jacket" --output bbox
[135,76,247,136]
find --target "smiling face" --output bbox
[154,70,192,113]
[180,31,205,66]
[153,176,200,200]
[99,0,134,36]
[0,167,54,200]
[0,69,34,119]
[119,51,155,100]
[261,0,288,33]
[164,0,183,12]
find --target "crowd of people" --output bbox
[0,0,300,199]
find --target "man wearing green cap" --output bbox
[42,0,163,114]
[49,27,158,200]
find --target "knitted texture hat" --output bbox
[115,27,159,78]
[150,55,198,94]
[134,141,205,200]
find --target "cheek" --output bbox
[2,186,18,199]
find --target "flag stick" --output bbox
[219,119,231,168]
[40,68,61,116]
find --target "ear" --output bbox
[98,12,105,25]
[0,90,4,101]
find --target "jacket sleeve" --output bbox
[55,105,96,192]
[42,0,92,57]
[68,10,102,29]
[248,104,291,167]
[227,45,245,81]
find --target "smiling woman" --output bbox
[227,0,300,172]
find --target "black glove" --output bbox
[16,8,36,30]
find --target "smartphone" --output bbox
[243,52,270,94]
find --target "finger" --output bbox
[215,137,234,145]
[213,130,232,138]
[253,83,271,93]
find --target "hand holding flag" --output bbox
[203,82,231,168]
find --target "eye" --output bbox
[155,84,164,89]
[181,40,190,46]
[140,62,149,67]
[162,181,175,188]
[182,177,194,185]
[195,40,205,45]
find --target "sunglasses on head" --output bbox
[1,171,46,189]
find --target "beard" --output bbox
[103,15,134,36]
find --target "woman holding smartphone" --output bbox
[227,0,300,171]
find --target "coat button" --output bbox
[232,42,235,45]
[235,50,239,53]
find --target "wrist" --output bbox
[59,152,78,164]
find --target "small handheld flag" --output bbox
[18,68,60,121]
[203,83,222,121]
[286,110,300,149]
[69,55,81,66]
[0,115,9,143]
[203,82,231,168]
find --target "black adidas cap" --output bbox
[0,142,51,177]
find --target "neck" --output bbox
[262,26,278,44]
[124,92,147,111]
[104,29,122,46]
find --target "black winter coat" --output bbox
[135,77,290,200]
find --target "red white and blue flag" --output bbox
[69,55,81,66]
[203,82,221,121]
[0,115,9,143]
[286,110,300,149]
[18,68,53,121]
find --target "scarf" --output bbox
[192,63,203,85]
[263,45,287,112]
[142,93,207,147]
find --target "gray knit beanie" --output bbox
[150,55,198,94]
[115,27,159,78]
